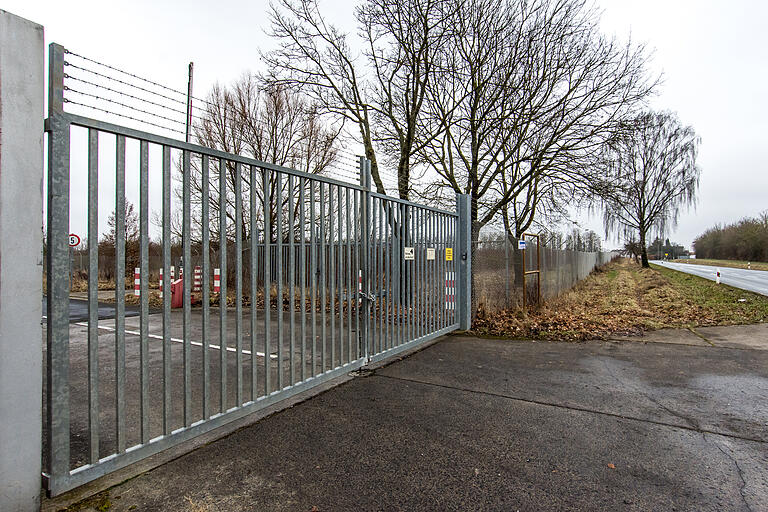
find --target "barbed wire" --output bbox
[65,49,190,99]
[63,49,365,186]
[64,74,190,119]
[65,87,188,128]
[63,98,185,135]
[64,61,189,107]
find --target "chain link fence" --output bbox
[475,237,617,312]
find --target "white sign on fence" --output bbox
[404,247,415,260]
[518,240,527,250]
[426,247,435,260]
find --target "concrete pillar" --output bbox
[0,10,45,511]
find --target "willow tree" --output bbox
[594,111,701,267]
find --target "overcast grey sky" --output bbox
[7,0,767,250]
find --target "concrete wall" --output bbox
[0,10,44,511]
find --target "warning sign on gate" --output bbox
[404,247,415,260]
[426,248,435,260]
[445,248,453,261]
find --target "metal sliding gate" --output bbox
[44,43,470,495]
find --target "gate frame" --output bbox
[42,40,472,497]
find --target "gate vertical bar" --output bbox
[139,140,150,443]
[262,169,270,395]
[320,184,327,371]
[46,42,71,486]
[161,146,170,435]
[249,165,258,400]
[87,128,99,463]
[456,194,471,330]
[288,175,296,384]
[358,157,370,360]
[235,162,243,405]
[116,137,128,446]
[329,186,335,368]
[310,182,317,377]
[276,174,283,389]
[219,158,228,411]
[345,187,352,362]
[202,156,211,418]
[182,150,192,425]
[299,178,307,380]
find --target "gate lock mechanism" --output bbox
[359,291,377,302]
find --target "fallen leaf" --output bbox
[607,463,616,469]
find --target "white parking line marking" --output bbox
[44,316,277,359]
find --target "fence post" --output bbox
[0,11,44,510]
[455,194,472,330]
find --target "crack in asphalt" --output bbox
[706,433,754,512]
[374,373,768,445]
[598,357,701,431]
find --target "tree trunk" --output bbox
[640,231,650,268]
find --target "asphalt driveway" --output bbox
[55,326,768,511]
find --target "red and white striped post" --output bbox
[170,265,175,281]
[213,268,221,293]
[193,265,202,292]
[134,267,141,296]
[445,271,455,310]
[159,267,164,297]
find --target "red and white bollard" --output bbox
[213,268,221,293]
[193,266,202,292]
[134,268,141,296]
[170,265,175,281]
[445,271,455,310]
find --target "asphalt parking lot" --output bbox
[51,323,768,511]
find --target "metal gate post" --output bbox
[359,157,371,360]
[0,12,44,509]
[44,41,73,496]
[455,194,472,330]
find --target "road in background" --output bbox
[653,260,768,296]
[42,297,143,323]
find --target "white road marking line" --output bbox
[65,320,278,360]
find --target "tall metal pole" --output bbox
[185,62,194,143]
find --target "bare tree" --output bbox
[593,111,701,267]
[101,201,140,280]
[417,0,654,313]
[175,75,341,245]
[265,0,452,199]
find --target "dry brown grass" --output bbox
[473,258,768,340]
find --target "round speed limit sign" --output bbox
[69,233,81,247]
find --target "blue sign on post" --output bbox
[518,239,527,250]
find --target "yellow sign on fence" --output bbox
[445,248,453,261]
